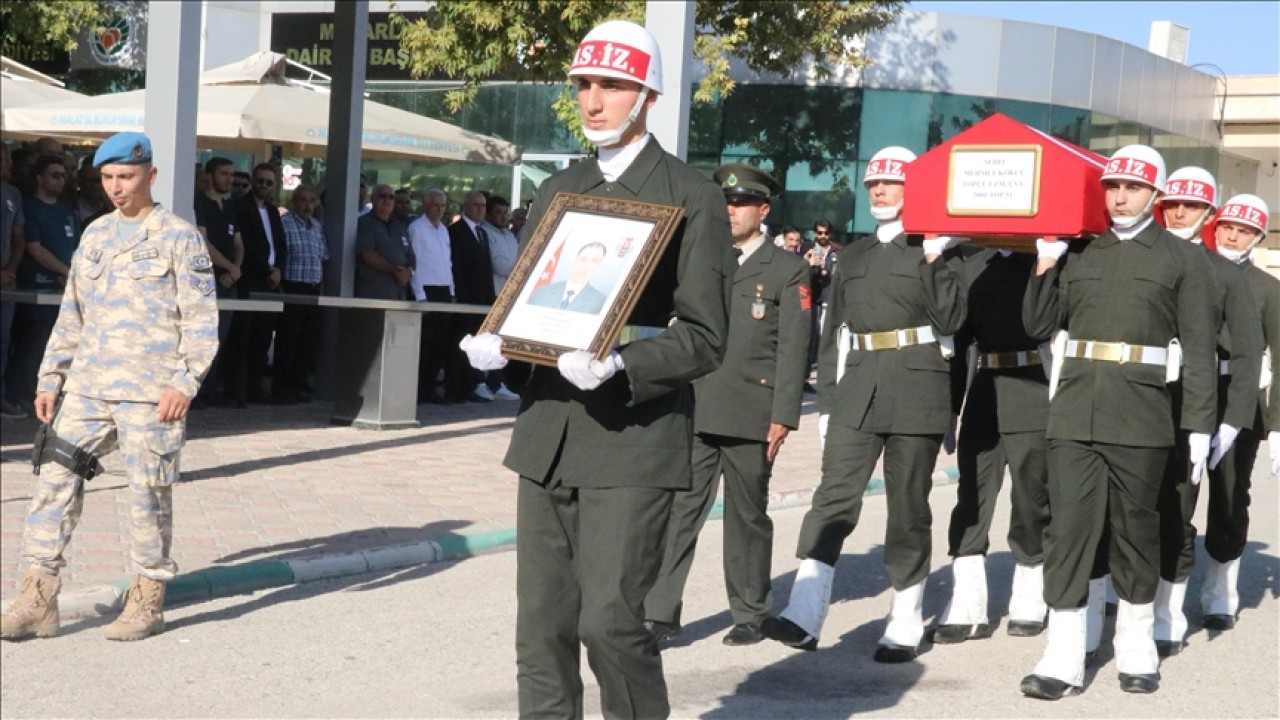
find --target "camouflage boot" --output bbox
[0,570,61,640]
[103,576,166,641]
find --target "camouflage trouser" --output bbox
[22,393,186,581]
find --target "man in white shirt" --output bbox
[407,188,457,404]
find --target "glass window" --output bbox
[928,93,998,148]
[860,89,931,157]
[1048,105,1091,147]
[994,98,1051,132]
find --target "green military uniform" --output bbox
[1159,248,1264,583]
[1021,221,1218,610]
[949,249,1052,565]
[645,165,810,632]
[797,231,968,589]
[504,137,733,719]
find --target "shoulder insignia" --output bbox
[132,247,161,262]
[189,255,214,273]
[191,276,215,296]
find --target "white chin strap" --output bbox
[1110,190,1158,229]
[1218,235,1262,263]
[870,202,903,221]
[582,89,651,147]
[1166,211,1212,242]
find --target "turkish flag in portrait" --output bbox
[533,239,566,291]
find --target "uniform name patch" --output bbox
[132,247,161,262]
[189,255,214,272]
[191,276,215,296]
[84,247,103,263]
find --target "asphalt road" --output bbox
[2,460,1276,719]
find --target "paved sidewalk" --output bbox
[0,395,957,611]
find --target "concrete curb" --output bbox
[56,468,959,621]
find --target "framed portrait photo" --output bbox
[479,192,684,366]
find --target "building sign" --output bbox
[946,145,1043,217]
[271,12,427,81]
[70,1,148,71]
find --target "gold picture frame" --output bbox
[479,192,685,366]
[946,144,1043,217]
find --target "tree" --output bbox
[0,0,108,54]
[394,0,905,145]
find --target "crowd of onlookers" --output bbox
[0,135,535,417]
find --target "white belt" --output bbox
[848,325,936,352]
[1064,339,1167,366]
[979,350,1043,370]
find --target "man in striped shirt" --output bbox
[273,184,327,403]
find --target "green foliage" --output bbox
[393,1,903,146]
[0,0,109,53]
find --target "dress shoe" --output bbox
[1156,639,1185,658]
[1202,614,1236,631]
[1020,674,1077,700]
[760,617,817,651]
[873,644,918,663]
[1006,619,1046,637]
[933,622,991,644]
[643,620,680,645]
[1118,673,1159,694]
[722,623,764,646]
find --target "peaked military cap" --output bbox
[713,163,782,202]
[93,132,153,168]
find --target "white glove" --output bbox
[1036,237,1069,261]
[923,235,965,256]
[1269,432,1279,476]
[459,333,508,371]
[818,414,830,450]
[1188,432,1211,485]
[942,414,958,455]
[1208,424,1240,470]
[557,349,624,391]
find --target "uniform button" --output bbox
[759,379,767,385]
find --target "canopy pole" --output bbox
[323,0,370,299]
[645,1,694,161]
[144,1,202,224]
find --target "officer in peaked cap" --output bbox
[645,163,810,647]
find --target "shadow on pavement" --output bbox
[211,519,473,565]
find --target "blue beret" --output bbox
[93,132,152,168]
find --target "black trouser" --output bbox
[223,279,278,402]
[446,314,483,401]
[8,303,58,406]
[949,420,1050,565]
[272,280,322,400]
[646,433,774,627]
[1042,440,1168,609]
[197,283,236,402]
[795,425,942,590]
[418,285,455,402]
[516,476,672,720]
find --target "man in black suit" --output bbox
[447,190,497,402]
[223,162,286,406]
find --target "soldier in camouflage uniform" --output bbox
[0,132,219,642]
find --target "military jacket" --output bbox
[1022,222,1218,447]
[1202,249,1264,430]
[952,249,1051,434]
[37,207,220,402]
[502,138,735,490]
[695,241,810,441]
[1244,263,1280,432]
[817,233,968,434]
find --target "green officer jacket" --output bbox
[502,139,735,490]
[695,241,811,441]
[1022,222,1219,447]
[1243,263,1280,432]
[951,248,1052,434]
[1202,248,1265,431]
[817,233,968,434]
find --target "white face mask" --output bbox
[869,201,902,221]
[1217,235,1261,263]
[1110,189,1158,229]
[582,90,651,148]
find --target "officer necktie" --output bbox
[475,224,491,252]
[560,290,575,310]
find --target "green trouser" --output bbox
[795,424,942,590]
[515,476,673,720]
[948,424,1050,565]
[1042,440,1168,608]
[646,433,774,627]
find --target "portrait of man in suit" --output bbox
[527,241,611,315]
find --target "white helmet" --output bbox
[1213,194,1270,262]
[1101,145,1166,229]
[1160,166,1218,240]
[569,20,663,148]
[864,146,915,221]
